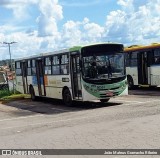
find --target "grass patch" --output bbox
[0,90,13,98]
[1,94,31,101]
[0,90,31,102]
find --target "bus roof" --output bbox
[69,42,123,52]
[15,48,70,61]
[15,42,123,61]
[124,43,160,52]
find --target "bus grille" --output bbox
[99,91,119,98]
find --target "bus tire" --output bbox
[100,98,110,103]
[63,88,72,106]
[30,86,36,101]
[127,75,134,89]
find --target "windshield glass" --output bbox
[82,53,125,80]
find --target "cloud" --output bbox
[117,0,147,11]
[0,0,38,20]
[83,20,104,42]
[104,0,160,45]
[37,14,59,37]
[61,20,82,47]
[0,30,41,60]
[0,25,22,34]
[40,40,49,49]
[105,10,127,40]
[61,18,105,47]
[38,0,63,20]
[0,0,38,6]
[0,0,24,6]
[37,0,63,37]
[117,0,132,7]
[0,0,64,59]
[1,0,160,60]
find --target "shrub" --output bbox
[0,90,13,98]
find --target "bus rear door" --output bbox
[21,61,28,93]
[70,53,82,100]
[35,59,46,96]
[137,51,149,85]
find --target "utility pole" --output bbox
[3,42,17,92]
[3,42,17,70]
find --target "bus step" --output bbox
[138,84,150,87]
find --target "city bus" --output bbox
[125,43,160,88]
[15,43,128,105]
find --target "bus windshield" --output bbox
[82,53,125,80]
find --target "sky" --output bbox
[0,0,160,60]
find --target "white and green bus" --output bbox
[15,43,128,105]
[125,43,160,89]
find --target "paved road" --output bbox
[0,93,160,157]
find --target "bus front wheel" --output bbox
[63,88,72,106]
[30,86,36,101]
[100,98,110,103]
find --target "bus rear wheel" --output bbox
[63,88,72,106]
[30,86,36,101]
[100,98,110,103]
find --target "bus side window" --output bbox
[61,54,68,64]
[45,57,51,75]
[52,56,60,75]
[27,60,31,76]
[60,54,69,75]
[31,60,36,75]
[15,61,22,76]
[154,49,160,64]
[130,51,138,67]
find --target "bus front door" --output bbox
[35,59,46,96]
[70,54,82,100]
[21,61,28,93]
[137,52,148,85]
